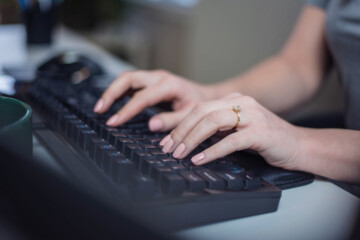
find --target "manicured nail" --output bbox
[149,118,163,132]
[106,115,119,126]
[191,152,205,164]
[93,99,104,112]
[173,143,185,158]
[162,138,174,153]
[159,134,171,146]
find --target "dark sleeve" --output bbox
[304,0,329,9]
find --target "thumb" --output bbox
[148,109,189,132]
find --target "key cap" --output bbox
[115,138,133,153]
[111,158,134,183]
[213,170,244,190]
[195,169,226,190]
[241,172,261,190]
[109,132,127,146]
[96,144,116,168]
[79,130,98,151]
[169,164,187,172]
[103,151,126,174]
[141,159,164,176]
[151,166,173,183]
[180,171,206,192]
[61,114,77,132]
[160,173,186,196]
[66,119,83,139]
[133,151,153,169]
[124,144,143,160]
[73,124,90,144]
[89,138,107,160]
[129,174,158,199]
[102,127,119,141]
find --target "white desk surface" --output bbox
[0,24,359,240]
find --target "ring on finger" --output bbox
[232,105,241,129]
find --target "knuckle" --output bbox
[227,134,240,149]
[120,71,132,78]
[153,69,169,78]
[170,129,183,142]
[207,146,218,157]
[207,111,222,125]
[192,102,206,114]
[241,95,257,106]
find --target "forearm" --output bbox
[293,128,360,184]
[206,55,318,113]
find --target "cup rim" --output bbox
[0,96,32,133]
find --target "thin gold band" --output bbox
[232,105,241,129]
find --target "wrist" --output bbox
[284,125,309,172]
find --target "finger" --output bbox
[172,109,238,159]
[162,101,222,153]
[106,82,173,126]
[148,107,191,132]
[191,130,254,165]
[221,92,243,99]
[94,71,153,113]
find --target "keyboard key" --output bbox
[151,166,173,184]
[169,164,187,172]
[195,169,226,190]
[160,173,186,196]
[95,144,116,167]
[141,159,164,176]
[180,171,206,192]
[111,158,134,183]
[79,130,97,151]
[242,172,261,190]
[124,144,143,160]
[103,151,126,174]
[73,124,90,144]
[213,170,244,190]
[133,151,153,170]
[89,138,107,160]
[129,174,158,199]
[115,138,133,153]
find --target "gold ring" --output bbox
[232,105,241,129]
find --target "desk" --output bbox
[0,24,359,240]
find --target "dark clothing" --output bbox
[306,0,360,130]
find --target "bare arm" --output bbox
[292,128,360,184]
[207,5,329,113]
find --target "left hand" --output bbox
[159,92,302,170]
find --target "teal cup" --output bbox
[0,96,32,158]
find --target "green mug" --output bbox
[0,96,32,158]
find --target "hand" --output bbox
[159,92,302,170]
[93,70,214,131]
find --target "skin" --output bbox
[94,5,360,184]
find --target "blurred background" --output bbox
[0,0,344,120]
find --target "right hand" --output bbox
[93,70,214,132]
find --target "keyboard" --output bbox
[27,77,282,229]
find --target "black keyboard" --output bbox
[27,77,281,229]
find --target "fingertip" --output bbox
[149,118,164,132]
[106,115,119,126]
[191,152,205,165]
[93,99,104,113]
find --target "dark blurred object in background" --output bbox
[60,0,126,31]
[0,0,22,24]
[22,0,60,45]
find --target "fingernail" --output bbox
[159,134,171,146]
[93,99,104,112]
[149,118,163,132]
[173,143,185,158]
[106,115,119,126]
[162,138,174,153]
[191,152,205,164]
